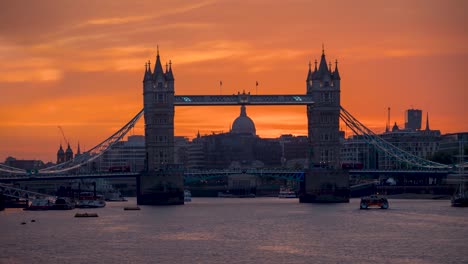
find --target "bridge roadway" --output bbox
[0,169,453,183]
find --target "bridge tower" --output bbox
[138,48,184,205]
[300,47,349,203]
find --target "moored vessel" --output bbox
[451,183,468,207]
[53,197,75,210]
[184,190,192,202]
[25,198,56,210]
[278,187,297,198]
[76,192,106,208]
[104,190,127,202]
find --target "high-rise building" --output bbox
[405,109,422,130]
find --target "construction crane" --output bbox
[58,126,69,145]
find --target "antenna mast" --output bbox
[386,107,391,132]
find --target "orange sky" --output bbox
[0,0,467,163]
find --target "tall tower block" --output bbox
[138,49,184,205]
[300,47,349,203]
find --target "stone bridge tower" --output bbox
[301,47,349,203]
[138,48,184,205]
[143,49,175,170]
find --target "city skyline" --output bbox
[0,0,467,162]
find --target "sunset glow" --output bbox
[0,0,467,162]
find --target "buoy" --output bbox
[21,222,26,225]
[75,213,98,217]
[124,206,140,210]
[31,219,36,222]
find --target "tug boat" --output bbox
[360,195,389,209]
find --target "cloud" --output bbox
[0,43,63,82]
[85,15,153,26]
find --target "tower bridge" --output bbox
[138,47,346,204]
[0,47,455,205]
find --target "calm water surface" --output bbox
[1,198,467,264]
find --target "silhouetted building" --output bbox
[342,109,442,170]
[4,157,44,170]
[439,132,468,163]
[57,144,65,164]
[65,144,74,162]
[185,106,309,170]
[231,105,256,135]
[56,143,74,164]
[405,109,422,130]
[96,135,146,172]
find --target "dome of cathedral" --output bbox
[231,105,256,135]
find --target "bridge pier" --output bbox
[300,168,349,203]
[137,165,184,205]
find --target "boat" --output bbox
[278,187,297,198]
[104,190,127,202]
[53,197,75,210]
[25,197,55,210]
[124,206,141,210]
[451,183,468,207]
[75,212,98,217]
[184,190,192,202]
[360,194,389,209]
[76,192,106,208]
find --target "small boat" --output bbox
[25,198,55,210]
[278,187,297,198]
[124,206,140,210]
[75,212,98,217]
[451,183,468,207]
[184,190,192,202]
[76,192,106,208]
[360,195,389,209]
[53,197,75,210]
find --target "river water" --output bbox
[1,198,467,264]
